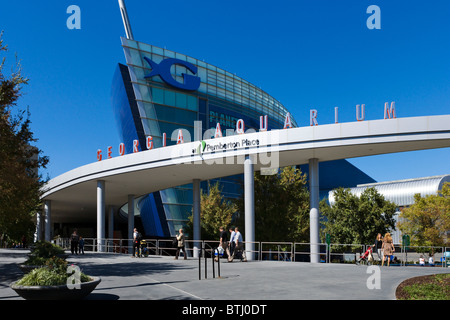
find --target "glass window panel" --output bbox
[175,52,187,61]
[151,87,164,105]
[129,49,143,67]
[175,92,187,109]
[138,42,152,53]
[133,67,146,83]
[139,85,151,102]
[164,49,175,58]
[197,67,206,82]
[164,90,176,106]
[143,118,161,136]
[163,204,192,221]
[199,82,207,92]
[150,54,163,64]
[143,102,157,119]
[153,46,163,55]
[123,38,138,48]
[154,104,197,127]
[186,95,198,112]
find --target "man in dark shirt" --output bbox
[218,227,228,260]
[70,229,79,255]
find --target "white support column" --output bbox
[128,194,135,250]
[108,206,115,251]
[309,158,320,263]
[193,179,201,258]
[35,212,42,242]
[44,201,51,242]
[108,206,115,239]
[244,155,255,261]
[97,180,105,252]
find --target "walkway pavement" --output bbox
[1,248,448,302]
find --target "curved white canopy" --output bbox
[41,115,450,222]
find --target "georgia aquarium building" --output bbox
[110,37,375,239]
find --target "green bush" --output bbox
[24,241,65,266]
[30,241,65,258]
[17,257,92,286]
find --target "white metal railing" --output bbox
[54,237,449,267]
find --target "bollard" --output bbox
[217,247,221,278]
[204,247,207,279]
[212,248,215,278]
[198,242,202,280]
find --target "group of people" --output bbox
[171,226,247,262]
[372,232,395,266]
[419,255,434,266]
[219,226,247,262]
[70,229,85,255]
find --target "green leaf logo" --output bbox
[197,140,206,154]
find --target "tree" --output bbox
[235,166,310,242]
[397,182,450,248]
[0,32,49,244]
[186,181,236,240]
[320,187,397,246]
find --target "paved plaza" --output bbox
[1,248,449,302]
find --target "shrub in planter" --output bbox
[17,257,92,286]
[11,257,100,300]
[27,241,65,260]
[20,241,66,272]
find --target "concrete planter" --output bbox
[10,277,101,300]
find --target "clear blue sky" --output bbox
[1,0,449,183]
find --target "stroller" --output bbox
[356,246,373,265]
[140,240,149,257]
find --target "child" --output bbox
[419,255,425,266]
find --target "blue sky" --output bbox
[1,0,449,183]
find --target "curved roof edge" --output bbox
[328,174,450,207]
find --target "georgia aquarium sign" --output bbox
[143,57,201,91]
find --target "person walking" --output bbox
[175,228,187,260]
[227,227,236,262]
[373,233,383,262]
[216,226,228,261]
[381,233,395,266]
[234,227,247,262]
[70,229,79,255]
[132,228,142,257]
[78,236,85,254]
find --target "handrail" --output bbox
[54,237,449,267]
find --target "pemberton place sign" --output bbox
[96,102,397,162]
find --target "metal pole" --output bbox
[217,248,221,278]
[44,200,51,242]
[118,0,134,40]
[128,194,135,251]
[193,179,201,258]
[212,249,215,279]
[97,180,105,252]
[244,155,255,261]
[204,247,207,279]
[198,242,202,280]
[309,158,320,263]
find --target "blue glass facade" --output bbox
[111,38,375,238]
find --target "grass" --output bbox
[396,273,450,300]
[16,256,92,286]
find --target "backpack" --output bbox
[136,232,143,242]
